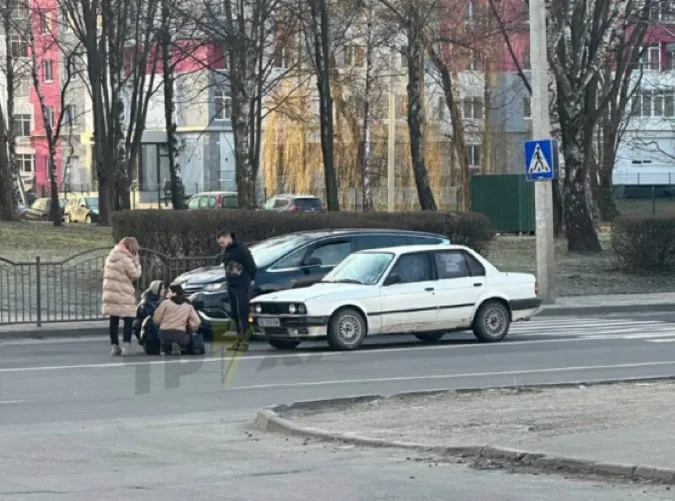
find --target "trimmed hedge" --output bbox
[112,209,495,257]
[611,214,675,272]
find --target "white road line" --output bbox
[647,338,675,343]
[0,400,26,405]
[0,334,654,374]
[229,360,675,391]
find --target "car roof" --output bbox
[273,229,449,239]
[358,244,468,254]
[274,193,321,199]
[192,191,237,196]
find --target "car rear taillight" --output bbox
[320,204,326,211]
[216,195,222,208]
[289,204,300,211]
[535,280,539,295]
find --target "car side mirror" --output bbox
[303,256,322,268]
[383,274,402,286]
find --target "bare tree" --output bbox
[378,0,437,210]
[0,103,15,220]
[545,0,655,251]
[360,0,375,211]
[26,5,83,225]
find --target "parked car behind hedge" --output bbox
[112,209,495,259]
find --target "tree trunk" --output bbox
[561,139,601,252]
[0,104,16,220]
[309,0,339,211]
[359,0,375,211]
[406,15,436,211]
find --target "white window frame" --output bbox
[14,78,30,97]
[43,60,54,82]
[641,43,661,70]
[462,97,483,119]
[65,104,78,128]
[463,1,476,25]
[344,45,365,68]
[10,34,28,58]
[16,153,35,173]
[13,114,31,136]
[45,106,54,128]
[466,144,481,168]
[214,87,231,120]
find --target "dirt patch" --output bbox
[487,235,675,296]
[286,382,675,448]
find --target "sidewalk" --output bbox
[261,381,675,481]
[0,292,673,339]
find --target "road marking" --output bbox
[0,334,667,374]
[229,360,675,391]
[0,400,25,405]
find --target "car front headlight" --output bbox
[298,304,306,314]
[288,304,296,314]
[203,282,226,292]
[288,303,306,314]
[255,304,262,313]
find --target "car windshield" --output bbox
[321,252,394,285]
[85,197,98,209]
[249,234,315,267]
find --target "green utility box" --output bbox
[470,174,535,233]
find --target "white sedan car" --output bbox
[249,244,541,351]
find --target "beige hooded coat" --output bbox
[102,245,142,318]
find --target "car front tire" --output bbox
[267,339,301,350]
[327,308,367,351]
[472,300,511,342]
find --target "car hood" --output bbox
[253,283,372,303]
[174,265,225,285]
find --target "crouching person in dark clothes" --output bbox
[153,284,201,355]
[216,230,257,352]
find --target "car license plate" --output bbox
[258,318,281,327]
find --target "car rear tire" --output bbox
[267,339,301,350]
[472,300,510,342]
[414,332,445,343]
[327,308,367,351]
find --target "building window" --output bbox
[43,60,53,82]
[468,50,483,71]
[641,43,661,70]
[437,95,445,120]
[523,49,531,70]
[466,144,481,168]
[16,153,35,173]
[10,34,28,58]
[12,114,31,136]
[214,87,231,119]
[39,10,51,33]
[344,45,365,67]
[463,1,476,24]
[523,95,531,118]
[14,78,30,97]
[462,97,483,119]
[274,45,291,69]
[631,90,675,117]
[65,104,79,128]
[45,107,54,128]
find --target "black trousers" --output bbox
[110,316,134,345]
[227,286,250,337]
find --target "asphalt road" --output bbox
[1,312,675,500]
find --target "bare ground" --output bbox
[286,382,675,448]
[486,234,675,296]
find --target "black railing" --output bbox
[0,248,218,326]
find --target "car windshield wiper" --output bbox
[322,278,365,285]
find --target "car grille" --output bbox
[256,302,294,314]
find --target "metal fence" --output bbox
[0,248,216,326]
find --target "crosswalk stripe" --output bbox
[647,338,675,343]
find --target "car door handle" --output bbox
[473,283,483,287]
[425,287,434,292]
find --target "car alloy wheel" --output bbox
[472,300,510,342]
[483,307,507,337]
[328,308,367,350]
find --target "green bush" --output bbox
[112,209,495,257]
[611,214,675,272]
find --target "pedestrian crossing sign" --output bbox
[524,138,558,181]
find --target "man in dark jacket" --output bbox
[217,230,257,351]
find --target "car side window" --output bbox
[207,196,216,208]
[307,240,352,266]
[463,252,486,277]
[407,236,445,245]
[353,235,408,251]
[187,197,200,209]
[198,196,209,209]
[222,195,238,208]
[434,251,471,279]
[274,198,288,209]
[389,253,432,283]
[263,197,276,209]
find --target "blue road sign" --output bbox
[524,138,558,181]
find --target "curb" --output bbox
[254,379,675,485]
[536,303,675,317]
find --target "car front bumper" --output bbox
[250,314,329,338]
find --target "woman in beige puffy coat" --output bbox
[102,237,142,356]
